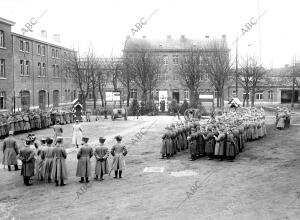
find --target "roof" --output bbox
[12,32,72,51]
[0,17,15,26]
[124,36,228,52]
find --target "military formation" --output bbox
[275,107,291,130]
[0,109,75,138]
[2,131,128,186]
[161,107,267,162]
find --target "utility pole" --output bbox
[235,34,238,97]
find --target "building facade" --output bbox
[123,35,227,110]
[0,17,77,112]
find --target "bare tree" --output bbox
[119,55,134,107]
[96,64,108,107]
[67,50,92,111]
[202,40,232,107]
[249,58,265,107]
[238,56,252,107]
[176,49,204,107]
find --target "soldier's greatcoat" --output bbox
[111,144,127,171]
[2,136,19,165]
[19,146,35,177]
[41,145,54,179]
[76,144,93,177]
[94,145,109,176]
[51,144,67,180]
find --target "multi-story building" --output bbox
[123,35,228,110]
[0,17,77,112]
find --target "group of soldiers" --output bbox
[275,107,291,129]
[0,109,75,138]
[161,107,267,162]
[2,130,128,186]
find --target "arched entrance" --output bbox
[20,90,30,111]
[38,90,46,110]
[53,90,59,107]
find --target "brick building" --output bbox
[0,17,77,112]
[123,35,227,110]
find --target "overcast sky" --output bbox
[1,0,299,68]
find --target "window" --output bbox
[130,89,137,99]
[56,65,59,77]
[163,55,168,65]
[256,92,263,100]
[268,90,273,100]
[173,55,178,65]
[52,65,56,77]
[0,91,5,109]
[19,40,24,51]
[0,59,5,77]
[20,90,30,110]
[25,61,30,75]
[42,63,46,76]
[37,45,41,55]
[157,73,161,80]
[56,49,58,58]
[199,56,203,65]
[37,62,41,76]
[163,72,168,80]
[52,49,55,57]
[173,72,179,80]
[42,46,46,56]
[0,30,4,47]
[25,42,29,52]
[20,60,24,75]
[184,90,190,100]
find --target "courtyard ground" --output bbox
[0,113,300,220]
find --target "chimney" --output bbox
[167,35,171,39]
[41,30,47,39]
[222,34,226,40]
[142,35,146,39]
[205,35,209,39]
[53,34,61,43]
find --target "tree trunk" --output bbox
[98,85,105,107]
[92,88,97,110]
[251,90,255,107]
[126,86,130,107]
[291,77,295,108]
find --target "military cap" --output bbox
[9,130,14,135]
[114,135,122,141]
[99,137,106,143]
[82,137,89,143]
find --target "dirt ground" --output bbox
[0,113,300,220]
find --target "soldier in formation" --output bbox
[161,107,266,162]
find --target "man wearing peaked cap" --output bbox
[2,130,19,171]
[76,136,93,183]
[111,135,127,178]
[94,137,109,181]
